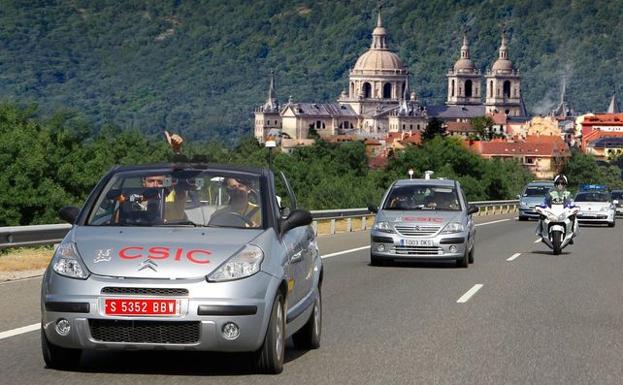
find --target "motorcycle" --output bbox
[534,204,579,255]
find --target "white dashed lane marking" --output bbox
[457,284,484,303]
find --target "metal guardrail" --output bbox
[0,200,519,249]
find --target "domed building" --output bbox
[446,35,481,106]
[485,34,524,116]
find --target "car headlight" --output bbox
[52,241,90,279]
[601,206,610,212]
[520,201,528,208]
[207,245,264,282]
[441,222,465,234]
[372,221,395,233]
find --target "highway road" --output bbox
[2,214,623,384]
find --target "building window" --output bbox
[363,82,372,98]
[503,81,511,98]
[489,81,493,98]
[451,80,455,97]
[383,83,392,99]
[316,120,321,129]
[465,80,473,98]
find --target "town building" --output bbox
[253,9,525,144]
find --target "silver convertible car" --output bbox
[368,178,478,267]
[41,164,322,374]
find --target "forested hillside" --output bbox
[0,0,621,142]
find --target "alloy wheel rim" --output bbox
[275,301,284,361]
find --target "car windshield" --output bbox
[383,185,461,211]
[86,168,263,228]
[523,186,551,197]
[574,192,611,202]
[611,192,623,200]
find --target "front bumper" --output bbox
[370,230,468,260]
[577,211,615,224]
[41,269,280,352]
[519,208,540,218]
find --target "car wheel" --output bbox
[370,254,385,266]
[456,250,469,268]
[609,221,615,228]
[292,288,321,350]
[41,328,82,370]
[468,244,474,264]
[255,293,285,374]
[518,216,527,221]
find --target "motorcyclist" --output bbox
[537,174,578,241]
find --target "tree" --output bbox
[422,117,446,141]
[470,116,496,141]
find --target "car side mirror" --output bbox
[516,194,521,199]
[59,206,80,224]
[467,205,479,215]
[614,200,619,205]
[280,209,313,235]
[367,203,379,213]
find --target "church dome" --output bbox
[354,49,405,72]
[454,58,475,72]
[492,58,513,72]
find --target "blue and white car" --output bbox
[368,179,478,268]
[573,190,616,227]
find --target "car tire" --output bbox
[41,328,82,370]
[370,255,385,266]
[468,244,474,264]
[456,250,469,268]
[292,288,321,350]
[609,221,615,228]
[518,216,527,221]
[255,293,285,374]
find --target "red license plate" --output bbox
[104,298,179,316]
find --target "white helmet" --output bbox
[553,174,568,186]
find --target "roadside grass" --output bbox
[0,246,54,272]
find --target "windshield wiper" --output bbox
[155,220,207,227]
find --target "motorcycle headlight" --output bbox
[441,222,465,234]
[52,241,90,279]
[557,213,566,221]
[207,245,263,282]
[372,221,395,233]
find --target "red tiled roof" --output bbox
[446,121,476,132]
[369,153,389,169]
[400,132,422,145]
[473,139,569,157]
[488,112,507,125]
[583,113,623,124]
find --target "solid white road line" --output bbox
[507,253,521,262]
[475,218,510,227]
[534,238,542,244]
[457,284,484,303]
[321,246,371,259]
[0,323,40,341]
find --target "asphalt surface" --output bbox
[2,214,623,384]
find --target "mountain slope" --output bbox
[0,0,621,141]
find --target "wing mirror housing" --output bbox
[614,200,619,205]
[467,205,479,215]
[59,206,80,224]
[280,209,313,235]
[367,203,379,213]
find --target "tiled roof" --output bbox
[588,136,623,148]
[446,121,475,132]
[473,139,570,157]
[287,103,358,117]
[583,113,623,124]
[427,104,486,119]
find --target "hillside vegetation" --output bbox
[0,0,622,141]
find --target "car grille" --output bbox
[89,320,200,344]
[392,246,442,256]
[394,225,441,236]
[101,287,189,296]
